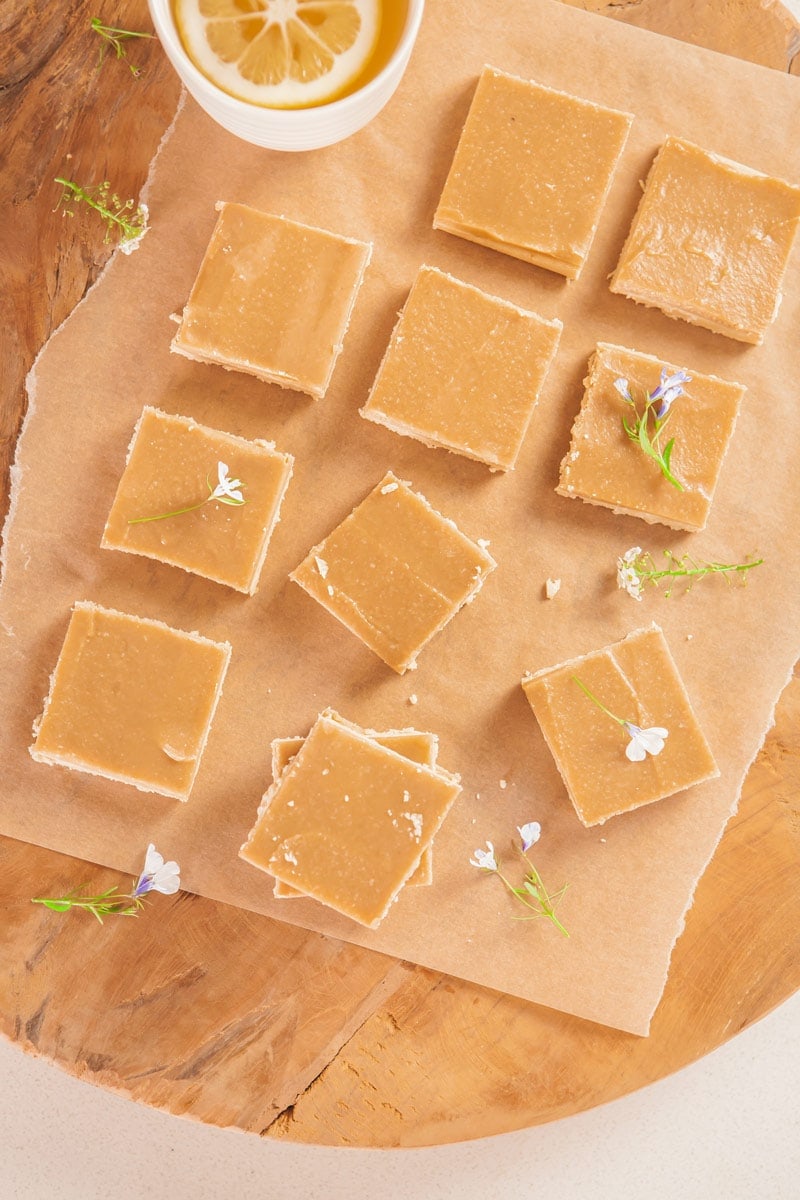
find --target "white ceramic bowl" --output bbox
[147,0,425,151]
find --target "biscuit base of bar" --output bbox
[431,216,582,278]
[605,291,766,346]
[554,485,707,533]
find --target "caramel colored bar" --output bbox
[290,472,496,673]
[434,67,633,279]
[360,266,562,471]
[171,203,371,398]
[556,343,744,531]
[610,137,800,344]
[240,711,461,928]
[30,602,231,801]
[102,407,293,594]
[271,724,436,895]
[522,625,718,827]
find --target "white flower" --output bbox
[623,723,669,762]
[470,841,498,872]
[133,844,181,897]
[211,462,244,505]
[613,377,631,400]
[517,822,541,852]
[616,547,643,600]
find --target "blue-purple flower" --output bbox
[517,822,542,852]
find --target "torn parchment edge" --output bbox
[0,88,189,635]
[641,652,797,1036]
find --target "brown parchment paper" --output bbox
[2,0,800,1036]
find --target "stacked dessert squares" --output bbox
[240,710,461,928]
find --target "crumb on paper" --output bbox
[686,633,693,641]
[408,693,418,705]
[600,837,606,844]
[499,779,507,789]
[545,577,561,599]
[477,538,491,550]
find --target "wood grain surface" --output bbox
[2,0,799,1148]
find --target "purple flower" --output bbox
[651,368,691,420]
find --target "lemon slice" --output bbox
[175,0,381,108]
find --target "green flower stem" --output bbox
[622,395,685,492]
[54,177,147,244]
[495,862,569,937]
[32,888,143,924]
[128,497,211,525]
[639,557,763,585]
[572,676,626,727]
[91,18,155,75]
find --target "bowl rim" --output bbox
[147,0,426,121]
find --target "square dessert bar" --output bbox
[360,266,562,471]
[290,472,497,673]
[102,407,294,594]
[270,720,436,897]
[240,710,461,928]
[30,602,231,801]
[610,136,800,344]
[556,343,744,531]
[171,202,371,398]
[522,625,718,827]
[434,67,633,279]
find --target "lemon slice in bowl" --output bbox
[174,0,381,109]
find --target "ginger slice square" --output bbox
[556,343,744,532]
[522,625,718,827]
[30,602,231,801]
[434,67,633,279]
[102,407,293,594]
[171,203,371,398]
[270,722,436,896]
[290,472,497,673]
[239,711,461,928]
[360,266,562,471]
[610,136,800,344]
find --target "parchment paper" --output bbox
[2,0,799,1036]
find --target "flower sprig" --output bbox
[128,462,246,525]
[470,822,569,936]
[617,546,764,601]
[55,177,149,251]
[615,368,690,492]
[91,18,155,76]
[32,844,180,924]
[572,675,668,762]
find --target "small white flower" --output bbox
[613,377,631,401]
[470,841,497,872]
[133,844,181,897]
[617,547,644,600]
[211,462,244,505]
[517,822,541,852]
[623,723,669,762]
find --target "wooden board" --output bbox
[1,0,799,1148]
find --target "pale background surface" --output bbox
[2,991,798,1199]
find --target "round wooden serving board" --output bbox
[2,0,799,1148]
